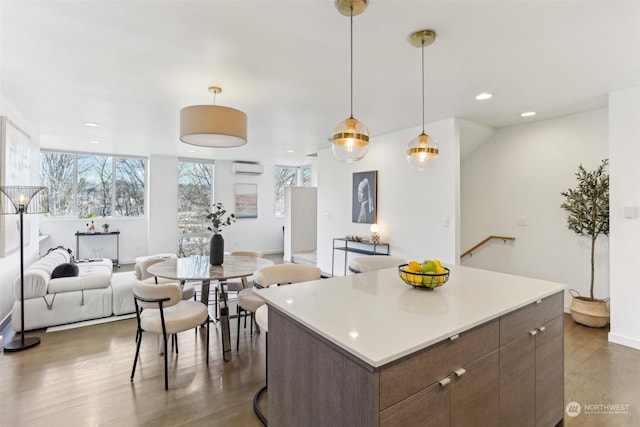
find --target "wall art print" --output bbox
[235,183,258,219]
[352,170,377,224]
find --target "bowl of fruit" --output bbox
[398,259,449,290]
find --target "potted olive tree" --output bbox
[560,158,610,327]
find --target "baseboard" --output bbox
[608,332,640,351]
[0,312,10,332]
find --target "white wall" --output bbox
[147,155,177,255]
[461,108,609,310]
[213,160,285,254]
[609,87,640,350]
[0,96,41,326]
[284,186,317,262]
[317,118,459,277]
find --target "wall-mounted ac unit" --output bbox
[232,162,264,175]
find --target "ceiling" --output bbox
[2,1,639,166]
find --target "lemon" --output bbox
[408,261,421,272]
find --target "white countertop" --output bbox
[254,264,566,368]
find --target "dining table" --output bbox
[147,254,273,362]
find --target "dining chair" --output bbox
[236,263,321,351]
[135,256,196,300]
[214,250,264,321]
[247,264,322,426]
[130,280,210,390]
[348,255,407,274]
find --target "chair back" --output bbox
[231,250,265,258]
[133,280,182,309]
[348,255,406,274]
[135,257,170,281]
[253,264,321,288]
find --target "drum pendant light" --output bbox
[332,0,369,163]
[406,30,439,171]
[180,86,247,148]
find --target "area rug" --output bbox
[46,313,136,333]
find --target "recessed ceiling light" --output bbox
[286,149,295,153]
[187,149,196,153]
[88,140,100,144]
[520,111,536,117]
[475,92,493,101]
[84,122,99,127]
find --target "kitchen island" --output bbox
[255,264,566,427]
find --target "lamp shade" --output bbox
[332,116,369,162]
[406,133,439,171]
[180,105,247,148]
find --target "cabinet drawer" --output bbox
[379,318,499,410]
[500,292,563,346]
[380,380,450,427]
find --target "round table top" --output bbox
[147,255,274,281]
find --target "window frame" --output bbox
[40,149,147,219]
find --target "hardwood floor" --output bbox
[2,309,639,426]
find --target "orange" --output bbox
[408,261,421,272]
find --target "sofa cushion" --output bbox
[16,248,73,299]
[51,263,80,279]
[48,259,113,293]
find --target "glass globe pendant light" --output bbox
[407,29,438,171]
[332,0,369,163]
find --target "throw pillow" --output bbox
[51,263,80,279]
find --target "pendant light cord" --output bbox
[421,40,425,134]
[350,8,354,118]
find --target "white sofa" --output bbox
[11,248,136,331]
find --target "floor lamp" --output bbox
[0,185,48,352]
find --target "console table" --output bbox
[75,231,120,267]
[331,237,390,276]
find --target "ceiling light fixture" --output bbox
[88,140,100,144]
[475,92,493,101]
[84,122,99,127]
[520,111,536,117]
[180,86,247,148]
[332,0,369,163]
[406,29,438,171]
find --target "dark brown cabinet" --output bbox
[499,293,564,427]
[267,291,564,426]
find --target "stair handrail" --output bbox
[461,235,515,259]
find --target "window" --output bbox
[301,165,312,187]
[39,151,146,218]
[178,160,214,257]
[274,165,312,217]
[39,152,74,216]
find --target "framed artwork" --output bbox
[235,183,258,219]
[352,170,377,224]
[0,116,32,257]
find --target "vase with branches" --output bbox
[560,158,610,326]
[206,202,236,265]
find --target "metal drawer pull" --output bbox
[455,368,466,377]
[449,334,459,341]
[535,299,542,304]
[529,330,538,336]
[439,377,451,387]
[538,326,546,332]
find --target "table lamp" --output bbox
[0,185,48,352]
[370,223,380,244]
